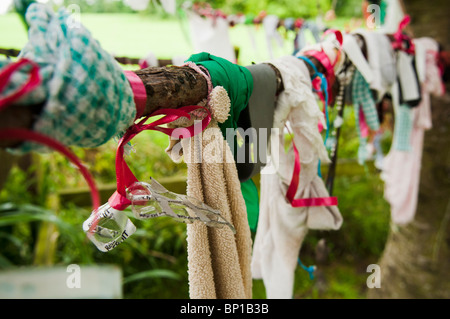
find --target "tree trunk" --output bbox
[368,0,450,299]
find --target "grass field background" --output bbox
[0,12,300,66]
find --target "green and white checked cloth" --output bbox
[392,104,413,151]
[352,69,381,164]
[352,69,380,131]
[0,3,136,153]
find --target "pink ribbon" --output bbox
[138,60,149,70]
[303,50,335,89]
[359,107,369,138]
[0,58,40,110]
[323,29,344,47]
[285,133,338,207]
[303,30,342,107]
[108,105,212,211]
[392,15,415,55]
[124,70,147,119]
[0,128,101,211]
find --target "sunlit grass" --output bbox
[0,12,297,66]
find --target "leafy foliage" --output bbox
[36,0,336,19]
[0,102,392,299]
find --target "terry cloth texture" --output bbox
[186,52,253,141]
[355,30,396,102]
[382,37,444,225]
[352,69,381,164]
[251,56,343,299]
[167,118,253,299]
[186,52,259,232]
[0,3,135,153]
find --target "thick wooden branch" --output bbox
[134,66,209,115]
[0,61,287,149]
[112,56,173,67]
[0,65,209,148]
[0,48,21,58]
[0,45,326,151]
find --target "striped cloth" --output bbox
[352,69,381,164]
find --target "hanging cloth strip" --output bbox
[391,15,422,108]
[298,55,330,142]
[83,81,219,252]
[251,56,342,299]
[164,91,254,299]
[185,52,259,234]
[352,69,381,165]
[297,55,330,179]
[383,37,445,225]
[285,128,338,208]
[391,15,415,55]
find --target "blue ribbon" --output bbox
[297,56,330,141]
[298,56,331,177]
[298,258,316,280]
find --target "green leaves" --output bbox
[0,203,67,229]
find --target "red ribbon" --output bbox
[323,29,344,47]
[108,105,212,211]
[0,129,101,211]
[0,58,101,213]
[0,58,40,110]
[359,107,369,138]
[285,136,338,207]
[124,70,147,119]
[303,30,342,107]
[392,15,415,55]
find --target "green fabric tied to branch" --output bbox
[187,52,254,136]
[186,52,259,232]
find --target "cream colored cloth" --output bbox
[251,56,343,299]
[187,11,236,63]
[166,89,252,298]
[354,30,397,102]
[382,37,444,225]
[342,33,374,84]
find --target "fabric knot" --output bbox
[1,3,136,153]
